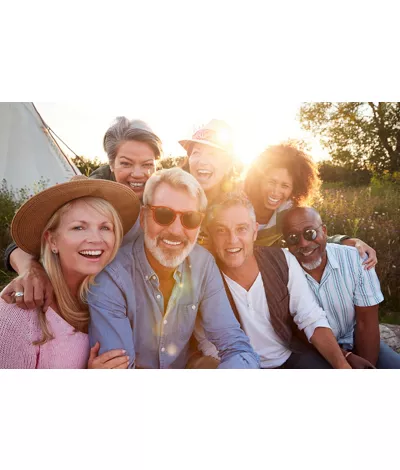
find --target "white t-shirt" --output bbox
[257,200,293,231]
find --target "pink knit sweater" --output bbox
[0,299,89,368]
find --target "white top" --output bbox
[194,249,331,368]
[257,200,293,231]
[303,244,384,347]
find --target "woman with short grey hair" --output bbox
[90,117,163,202]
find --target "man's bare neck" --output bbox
[221,254,260,292]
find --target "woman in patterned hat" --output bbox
[179,119,242,247]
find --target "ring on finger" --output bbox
[14,292,24,298]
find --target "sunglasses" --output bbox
[284,224,323,246]
[146,205,204,230]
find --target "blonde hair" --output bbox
[143,167,208,212]
[34,197,123,345]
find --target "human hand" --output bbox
[88,342,129,369]
[0,261,54,312]
[342,238,377,270]
[346,352,376,369]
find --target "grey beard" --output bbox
[301,256,323,271]
[143,220,199,269]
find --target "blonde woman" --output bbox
[0,177,140,369]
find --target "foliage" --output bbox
[72,155,103,176]
[0,179,49,288]
[159,155,187,169]
[299,102,400,173]
[315,183,400,321]
[318,161,372,186]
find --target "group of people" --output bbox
[1,117,399,368]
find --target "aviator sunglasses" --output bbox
[146,205,204,230]
[284,224,323,246]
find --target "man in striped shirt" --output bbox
[283,207,400,369]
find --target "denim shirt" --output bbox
[87,233,260,369]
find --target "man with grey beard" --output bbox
[87,168,260,369]
[282,207,400,369]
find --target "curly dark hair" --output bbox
[244,143,321,209]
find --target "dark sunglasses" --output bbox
[146,205,204,230]
[284,224,323,246]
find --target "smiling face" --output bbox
[46,199,117,286]
[189,143,232,196]
[283,208,328,272]
[141,182,200,269]
[208,204,258,270]
[261,167,293,211]
[110,140,156,200]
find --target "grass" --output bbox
[314,182,400,324]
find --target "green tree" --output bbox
[72,155,103,176]
[299,102,400,173]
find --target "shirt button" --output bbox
[163,320,168,325]
[156,294,161,299]
[145,275,149,280]
[161,347,165,352]
[152,275,156,280]
[191,305,196,310]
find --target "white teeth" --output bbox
[79,250,102,256]
[163,239,182,246]
[130,182,144,187]
[198,170,212,175]
[302,250,315,256]
[268,196,280,203]
[226,248,241,253]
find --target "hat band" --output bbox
[192,129,219,145]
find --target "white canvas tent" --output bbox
[0,102,80,192]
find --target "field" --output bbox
[314,182,400,323]
[1,180,399,323]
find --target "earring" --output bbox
[52,249,58,254]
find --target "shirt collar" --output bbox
[325,244,340,270]
[303,244,338,283]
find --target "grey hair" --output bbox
[205,192,257,228]
[143,167,208,212]
[103,116,163,166]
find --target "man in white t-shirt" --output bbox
[195,193,371,368]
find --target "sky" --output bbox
[35,101,329,168]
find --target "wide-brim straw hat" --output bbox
[179,119,235,155]
[11,176,140,257]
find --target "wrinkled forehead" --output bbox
[283,209,321,234]
[152,182,199,211]
[211,204,253,227]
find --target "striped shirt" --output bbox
[302,244,384,347]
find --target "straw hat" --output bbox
[11,176,140,256]
[179,119,234,155]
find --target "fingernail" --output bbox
[126,356,130,361]
[122,349,126,354]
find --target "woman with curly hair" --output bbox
[244,143,377,268]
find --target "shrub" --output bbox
[0,179,49,288]
[316,184,400,320]
[318,161,372,186]
[72,155,102,176]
